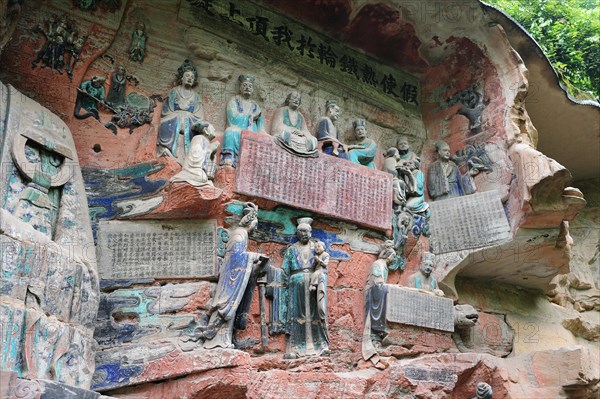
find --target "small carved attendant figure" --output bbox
[220,75,265,167]
[280,218,329,358]
[406,252,444,296]
[309,240,329,291]
[106,65,127,108]
[74,75,106,120]
[348,118,377,168]
[396,136,428,214]
[316,100,347,159]
[470,382,493,399]
[129,21,146,63]
[190,203,269,348]
[170,124,220,187]
[272,91,318,157]
[157,59,213,162]
[65,33,86,80]
[427,140,478,201]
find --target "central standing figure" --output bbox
[280,218,329,358]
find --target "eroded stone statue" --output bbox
[157,59,214,163]
[347,118,377,168]
[396,136,428,214]
[189,202,269,348]
[0,82,99,389]
[316,100,347,159]
[427,140,479,201]
[170,124,219,187]
[385,137,430,271]
[74,75,106,120]
[129,21,146,63]
[106,65,127,108]
[362,241,396,365]
[272,91,318,157]
[406,252,444,296]
[280,218,330,358]
[220,74,265,167]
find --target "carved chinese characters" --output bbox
[235,133,393,231]
[97,220,217,279]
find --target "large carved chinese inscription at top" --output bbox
[428,190,510,254]
[235,133,393,231]
[181,0,420,113]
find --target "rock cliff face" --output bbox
[0,0,597,398]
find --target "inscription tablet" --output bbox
[428,190,510,254]
[97,220,217,279]
[386,286,454,332]
[235,133,393,231]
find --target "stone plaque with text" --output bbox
[235,133,393,231]
[404,367,457,383]
[386,286,454,332]
[428,190,510,254]
[97,220,217,279]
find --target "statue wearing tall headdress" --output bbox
[157,59,213,163]
[190,203,269,348]
[279,218,329,358]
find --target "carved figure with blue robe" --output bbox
[347,118,377,168]
[279,218,329,358]
[316,100,348,159]
[406,252,444,297]
[189,203,269,348]
[220,75,265,167]
[362,241,396,365]
[427,140,477,201]
[157,59,213,163]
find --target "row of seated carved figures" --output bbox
[75,59,489,208]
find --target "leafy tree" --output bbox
[486,0,600,100]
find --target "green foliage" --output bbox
[486,0,600,100]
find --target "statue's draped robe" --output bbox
[221,95,264,165]
[427,160,475,201]
[316,117,348,159]
[280,243,329,356]
[273,107,318,157]
[157,88,206,158]
[406,169,428,213]
[203,228,259,349]
[348,138,377,168]
[362,259,388,363]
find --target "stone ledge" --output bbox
[93,338,250,392]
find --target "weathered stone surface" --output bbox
[453,312,514,357]
[97,220,217,279]
[428,190,510,254]
[93,340,250,392]
[106,365,250,399]
[386,286,454,332]
[0,82,99,390]
[235,132,393,231]
[3,377,118,399]
[95,282,214,349]
[506,346,600,399]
